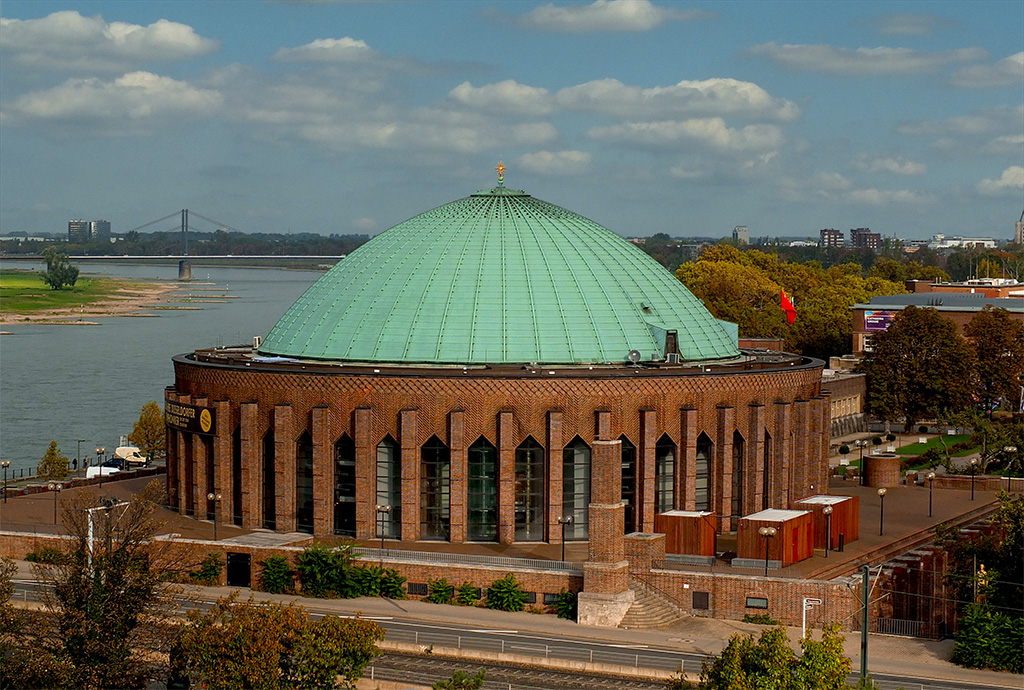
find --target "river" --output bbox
[0,262,322,474]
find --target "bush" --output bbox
[192,553,223,585]
[554,589,577,620]
[296,545,356,598]
[456,582,480,606]
[838,444,850,455]
[742,613,779,625]
[952,603,1024,673]
[25,546,66,565]
[486,574,528,612]
[919,425,929,433]
[380,568,407,599]
[259,555,294,594]
[426,578,455,605]
[885,433,896,442]
[871,437,882,445]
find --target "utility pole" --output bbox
[860,565,870,683]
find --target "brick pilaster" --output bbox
[595,410,611,441]
[774,401,791,508]
[546,410,563,543]
[747,403,765,514]
[638,409,657,531]
[354,407,374,539]
[449,410,466,543]
[213,399,232,525]
[498,410,515,544]
[239,401,259,529]
[274,404,295,532]
[312,406,332,537]
[680,408,697,510]
[400,408,419,541]
[716,405,734,531]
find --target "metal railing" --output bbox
[354,548,583,574]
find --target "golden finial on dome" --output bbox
[496,159,505,186]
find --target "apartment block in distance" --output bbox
[850,227,881,250]
[68,220,90,242]
[819,228,844,247]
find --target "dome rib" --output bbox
[259,186,740,365]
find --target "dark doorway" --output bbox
[225,552,251,588]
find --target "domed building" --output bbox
[165,180,829,555]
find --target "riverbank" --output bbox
[0,269,181,327]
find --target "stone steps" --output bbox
[619,579,684,629]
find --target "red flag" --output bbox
[781,290,796,325]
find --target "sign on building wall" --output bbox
[165,400,216,435]
[864,310,896,331]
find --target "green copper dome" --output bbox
[259,186,739,365]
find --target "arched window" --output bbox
[562,437,590,540]
[295,432,314,534]
[731,431,745,530]
[695,433,713,512]
[334,434,356,537]
[376,436,400,538]
[655,435,676,513]
[262,430,276,530]
[467,437,498,542]
[421,436,450,541]
[620,436,637,534]
[515,437,546,541]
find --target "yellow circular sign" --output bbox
[200,408,212,433]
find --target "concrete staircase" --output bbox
[618,579,685,629]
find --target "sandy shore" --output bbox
[0,280,184,327]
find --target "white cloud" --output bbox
[980,134,1024,155]
[844,188,929,204]
[513,0,710,33]
[977,166,1024,196]
[1,71,223,132]
[271,37,375,62]
[588,118,783,152]
[353,217,377,231]
[518,150,592,175]
[897,105,1024,138]
[950,52,1024,88]
[750,41,985,75]
[851,155,926,175]
[448,80,554,115]
[870,13,953,37]
[555,77,799,121]
[0,11,218,72]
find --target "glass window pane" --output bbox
[420,436,450,541]
[468,437,498,541]
[334,435,356,537]
[515,437,546,541]
[656,435,675,513]
[376,436,400,538]
[296,432,314,534]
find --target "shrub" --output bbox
[554,589,577,620]
[426,578,455,605]
[380,568,407,599]
[952,603,1024,673]
[258,555,294,594]
[486,574,528,612]
[838,444,850,455]
[742,613,779,625]
[296,544,357,598]
[25,546,66,565]
[192,553,223,585]
[352,565,383,597]
[871,437,882,445]
[919,425,929,434]
[886,433,896,442]
[456,582,479,606]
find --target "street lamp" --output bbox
[48,482,62,525]
[95,447,106,486]
[877,488,887,536]
[375,504,391,567]
[822,505,833,557]
[557,515,574,562]
[927,472,936,517]
[758,525,777,576]
[969,458,978,501]
[206,492,222,541]
[1,461,9,503]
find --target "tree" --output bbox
[964,307,1024,413]
[5,481,183,689]
[40,246,80,290]
[698,625,852,690]
[172,593,383,689]
[433,669,487,690]
[128,401,166,460]
[37,441,70,480]
[858,306,976,430]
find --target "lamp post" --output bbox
[375,504,391,568]
[758,526,777,576]
[1,461,9,503]
[95,447,106,487]
[877,488,887,536]
[48,482,62,525]
[76,439,86,472]
[927,472,936,517]
[557,515,574,562]
[822,505,833,557]
[859,439,866,486]
[206,492,222,541]
[969,458,978,500]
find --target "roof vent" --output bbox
[627,350,641,364]
[253,336,262,349]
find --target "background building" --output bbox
[68,220,90,242]
[819,229,844,247]
[850,228,881,250]
[732,225,749,244]
[90,220,111,242]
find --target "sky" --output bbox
[1,0,1022,242]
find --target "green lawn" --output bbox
[895,435,976,456]
[0,269,148,314]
